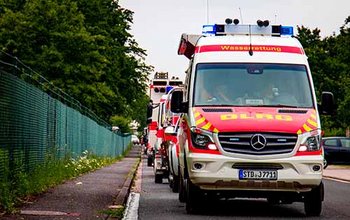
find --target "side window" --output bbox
[324,139,338,147]
[340,139,350,148]
[174,114,182,133]
[158,103,165,127]
[183,59,193,102]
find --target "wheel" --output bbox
[185,178,202,214]
[304,182,324,216]
[155,174,163,183]
[178,168,185,203]
[169,174,174,189]
[147,156,153,167]
[172,174,179,193]
[323,159,328,169]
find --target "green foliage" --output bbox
[297,16,350,134]
[0,0,152,126]
[0,150,118,213]
[99,206,125,218]
[110,115,131,133]
[323,127,345,137]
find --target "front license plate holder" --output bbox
[239,169,278,180]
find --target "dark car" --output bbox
[322,137,350,164]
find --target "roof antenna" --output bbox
[249,25,253,56]
[239,7,243,24]
[206,0,209,24]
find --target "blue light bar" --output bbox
[202,24,294,37]
[280,26,294,36]
[202,24,216,36]
[166,86,173,94]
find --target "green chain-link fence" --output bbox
[0,51,131,179]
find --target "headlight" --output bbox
[305,136,320,151]
[191,133,211,148]
[190,128,216,150]
[298,132,321,152]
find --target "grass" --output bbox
[0,146,132,214]
[99,206,125,219]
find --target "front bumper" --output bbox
[187,153,323,192]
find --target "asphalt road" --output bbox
[137,157,350,220]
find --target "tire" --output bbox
[172,175,179,193]
[323,159,328,169]
[178,171,185,203]
[304,182,324,217]
[147,156,153,167]
[169,173,174,189]
[155,174,163,183]
[185,178,202,214]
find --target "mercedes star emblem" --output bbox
[250,134,267,150]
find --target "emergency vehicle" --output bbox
[146,72,180,166]
[163,88,183,191]
[152,88,183,183]
[146,72,183,182]
[171,20,334,215]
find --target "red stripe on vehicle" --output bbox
[195,45,304,54]
[294,149,323,156]
[188,146,221,155]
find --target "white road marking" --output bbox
[122,192,140,220]
[123,156,144,219]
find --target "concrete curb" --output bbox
[114,158,141,206]
[323,175,350,183]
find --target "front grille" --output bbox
[202,108,232,112]
[218,132,297,155]
[278,109,308,114]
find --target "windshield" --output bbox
[193,63,313,107]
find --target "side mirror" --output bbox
[146,103,154,124]
[146,118,152,124]
[171,90,188,113]
[164,126,176,136]
[320,92,335,115]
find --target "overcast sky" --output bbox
[120,0,350,80]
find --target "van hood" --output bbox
[192,107,318,134]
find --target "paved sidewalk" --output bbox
[4,145,141,220]
[3,148,349,219]
[323,165,350,182]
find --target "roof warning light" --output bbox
[202,23,294,37]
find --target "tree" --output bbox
[296,16,350,134]
[0,0,152,126]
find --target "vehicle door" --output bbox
[339,138,350,163]
[323,138,341,163]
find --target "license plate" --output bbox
[239,169,278,180]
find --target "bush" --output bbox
[110,115,131,133]
[323,127,345,137]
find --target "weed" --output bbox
[100,206,125,219]
[0,151,120,214]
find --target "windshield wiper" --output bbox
[262,104,299,108]
[196,104,234,107]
